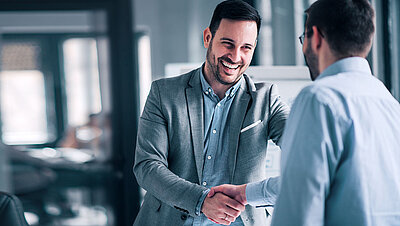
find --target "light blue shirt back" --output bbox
[248,57,400,226]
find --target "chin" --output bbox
[220,73,242,85]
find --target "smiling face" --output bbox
[203,19,257,87]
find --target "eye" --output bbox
[242,46,253,52]
[222,41,234,49]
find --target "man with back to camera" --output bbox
[133,0,289,225]
[208,0,400,225]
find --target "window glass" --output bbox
[63,38,102,127]
[0,40,55,144]
[0,70,51,144]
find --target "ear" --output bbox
[203,27,212,48]
[310,26,323,52]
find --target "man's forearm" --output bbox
[246,176,279,206]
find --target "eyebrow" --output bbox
[220,37,255,48]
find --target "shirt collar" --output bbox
[199,65,243,100]
[317,57,372,81]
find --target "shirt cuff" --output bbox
[246,177,279,207]
[195,188,210,216]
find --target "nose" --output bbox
[230,47,241,63]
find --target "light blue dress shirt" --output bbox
[247,57,400,226]
[185,68,245,226]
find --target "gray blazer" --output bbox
[133,67,289,226]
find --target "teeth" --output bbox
[222,60,239,69]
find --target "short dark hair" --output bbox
[305,0,375,57]
[209,0,261,37]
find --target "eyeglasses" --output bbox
[299,32,306,45]
[299,28,325,45]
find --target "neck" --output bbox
[318,45,339,76]
[212,83,232,100]
[203,64,234,100]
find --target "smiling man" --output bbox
[133,1,289,226]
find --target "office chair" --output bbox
[0,191,29,226]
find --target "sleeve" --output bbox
[133,81,208,216]
[271,88,346,226]
[246,176,280,206]
[195,189,210,215]
[267,84,290,147]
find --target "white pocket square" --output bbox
[240,120,262,133]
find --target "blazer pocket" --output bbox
[239,120,264,142]
[240,120,262,133]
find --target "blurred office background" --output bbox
[0,0,398,225]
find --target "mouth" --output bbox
[221,59,240,70]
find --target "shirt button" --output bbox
[207,155,212,160]
[217,103,221,107]
[212,129,216,134]
[202,181,207,186]
[181,215,187,220]
[205,91,209,95]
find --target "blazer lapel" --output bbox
[227,76,252,182]
[186,69,204,184]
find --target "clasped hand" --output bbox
[202,184,247,225]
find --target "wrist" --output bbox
[197,189,210,215]
[240,184,248,205]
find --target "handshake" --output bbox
[202,184,247,225]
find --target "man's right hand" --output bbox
[208,184,247,205]
[201,192,245,225]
